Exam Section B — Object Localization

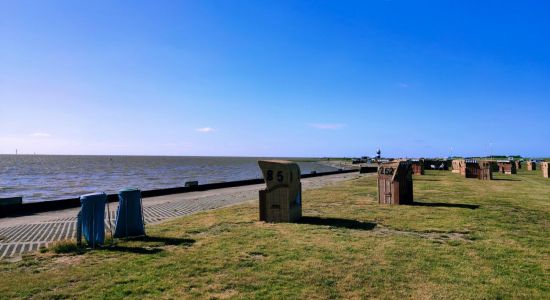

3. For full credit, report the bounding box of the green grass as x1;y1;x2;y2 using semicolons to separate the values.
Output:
1;169;549;299
49;240;83;254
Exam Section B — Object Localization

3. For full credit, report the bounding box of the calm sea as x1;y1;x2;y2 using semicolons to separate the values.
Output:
0;155;338;203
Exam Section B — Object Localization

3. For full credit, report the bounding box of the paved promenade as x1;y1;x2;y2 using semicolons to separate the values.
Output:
0;173;359;259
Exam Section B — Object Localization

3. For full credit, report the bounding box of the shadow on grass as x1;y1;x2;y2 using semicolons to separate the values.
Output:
299;216;377;231
94;236;196;254
414;178;441;181
100;245;164;254
125;235;196;246
492;178;520;181
53;236;197;255
410;201;479;209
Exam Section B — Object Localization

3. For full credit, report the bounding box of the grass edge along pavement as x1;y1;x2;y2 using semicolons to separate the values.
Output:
0;169;549;299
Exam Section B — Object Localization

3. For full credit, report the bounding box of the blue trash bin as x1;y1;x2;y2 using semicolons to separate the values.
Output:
113;188;145;238
79;192;107;247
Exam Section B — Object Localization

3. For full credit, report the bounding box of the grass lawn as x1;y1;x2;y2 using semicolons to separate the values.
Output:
1;170;549;299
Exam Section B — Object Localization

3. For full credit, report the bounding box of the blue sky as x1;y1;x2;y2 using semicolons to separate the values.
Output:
1;1;549;157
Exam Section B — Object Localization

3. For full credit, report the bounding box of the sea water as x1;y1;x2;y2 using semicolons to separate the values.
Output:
0;155;338;203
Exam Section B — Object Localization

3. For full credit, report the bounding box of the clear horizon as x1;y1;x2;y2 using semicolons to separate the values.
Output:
1;1;549;158
0;153;544;160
